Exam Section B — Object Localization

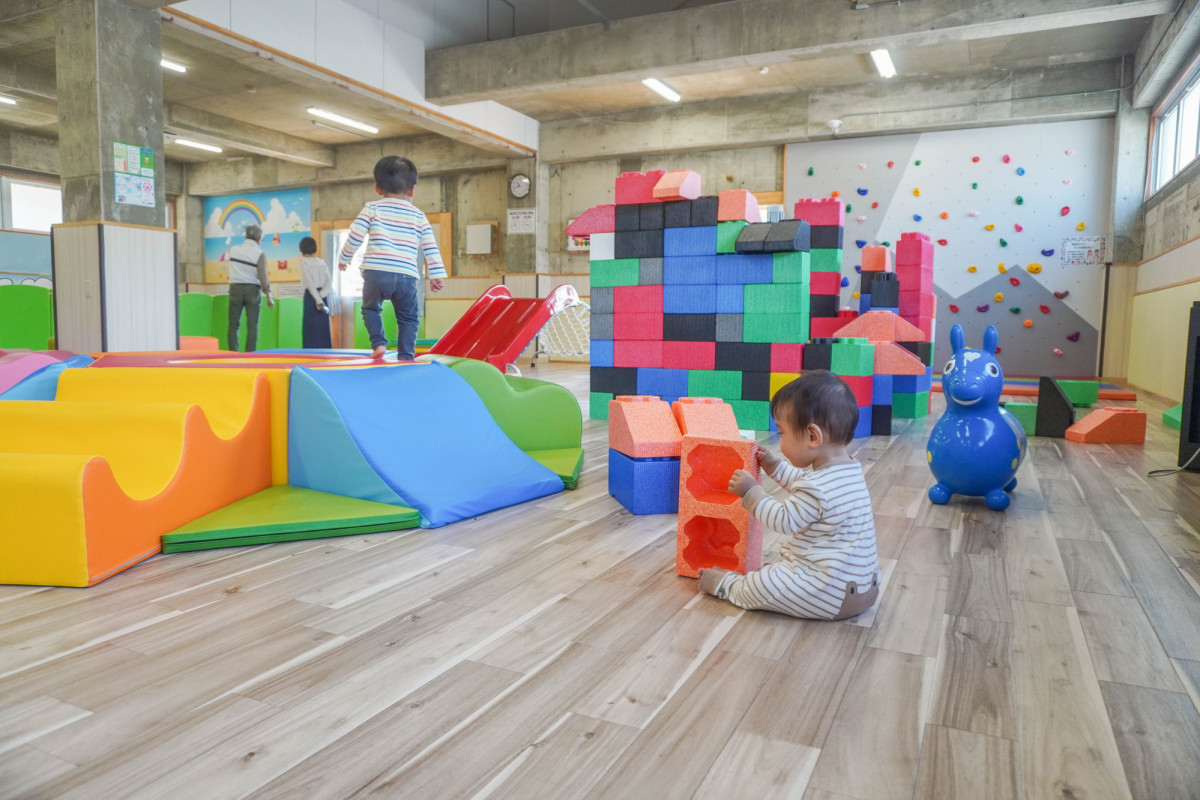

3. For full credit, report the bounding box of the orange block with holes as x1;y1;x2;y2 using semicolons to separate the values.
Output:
653;169;702;201
608;395;683;458
1065;408;1147;444
874;342;927;375
718;189;760;223
833;310;926;343
672;397;740;439
677;435;763;578
862;245;894;273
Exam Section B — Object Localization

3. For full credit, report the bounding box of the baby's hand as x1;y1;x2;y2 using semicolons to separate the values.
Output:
728;469;757;497
755;444;780;475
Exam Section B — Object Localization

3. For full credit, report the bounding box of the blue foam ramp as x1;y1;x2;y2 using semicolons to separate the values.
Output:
289;362;563;527
0;355;94;401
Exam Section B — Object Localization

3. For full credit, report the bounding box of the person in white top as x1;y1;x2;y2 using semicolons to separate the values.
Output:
298;236;332;349
698;371;881;620
226;224;274;351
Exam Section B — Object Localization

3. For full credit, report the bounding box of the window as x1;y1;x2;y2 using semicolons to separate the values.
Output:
1152;66;1200;193
0;176;62;233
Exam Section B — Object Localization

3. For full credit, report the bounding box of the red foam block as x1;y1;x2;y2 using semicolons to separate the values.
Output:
793;197;845;227
616;170;668;205
613;340;663;368
896;232;934;267
718;189;760;223
840;374;874;407
677;435;763;578
810;271;842;295
613;311;663;341
662;341;715;370
770;342;805;373
566;204;616;236
862;245;893;273
614;285;664;313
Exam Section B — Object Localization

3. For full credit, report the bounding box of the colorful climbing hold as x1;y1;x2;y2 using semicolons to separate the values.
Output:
1040;304;1051;314
985;224;995;231
967;265;978;273
1053;348;1064;356
937;239;948;246
858;163;867;170
999;238;1008;247
856;188;868;196
852;292;860;299
1015;196;1024;205
1063;178;1072;185
1076;221;1086;231
872;202;879;209
977;305;990;312
940;212;949;219
1023;319;1033;328
998;263;1007;273
857;215;867;222
840;276;850;287
887;160;894;168
855;240;866;248
1041;249;1055;257
1060;206;1070;216
913;214;923;221
949;304;960;313
913;187;921;196
1054;290;1069;299
1003;154;1011;163
831;190;841;198
972;156;980;163
1009;277;1020;286
1067;331;1081;342
1028;263;1043;274
854;265;862;273
1065;149;1075;156
1016;167;1026;176
1010;307;1021;314
846;204;852;212
971;182;978;189
995;346;1002;354
1014;223;1023;232
968;211;979;217
995;292;1004;302
915;160;922;166
807;167;814;176
882;242;891;247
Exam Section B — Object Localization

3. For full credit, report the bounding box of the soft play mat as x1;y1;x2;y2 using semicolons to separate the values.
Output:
932;376;1136;401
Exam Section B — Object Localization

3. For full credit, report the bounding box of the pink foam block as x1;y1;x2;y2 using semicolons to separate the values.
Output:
840;374;873;407
566;204;616;236
662;341;715;370
608;396;683;457
614;285;664;313
896;232;934;267
896;263;934;294
810;271;842;295
793;198;845;227
653;170;702;201
616;170;668;205
718;189;760;223
898;290;936;318
861;245;894;273
613;311;663;341
809;317;846;338
676;435;763;578
613;340;663;368
770;343;805;373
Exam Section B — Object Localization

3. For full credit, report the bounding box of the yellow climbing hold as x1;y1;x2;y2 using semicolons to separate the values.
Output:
1027;262;1043;274
852;291;861;299
1076;221;1086;231
998;263;1007;273
995;292;1004;302
985;224;995;231
967;265;978;273
913;187;921;196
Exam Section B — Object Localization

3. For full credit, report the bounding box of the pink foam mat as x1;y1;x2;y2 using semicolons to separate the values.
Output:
0;353;61;394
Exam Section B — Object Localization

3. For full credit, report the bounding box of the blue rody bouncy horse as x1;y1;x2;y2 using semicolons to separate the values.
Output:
927;324;1027;511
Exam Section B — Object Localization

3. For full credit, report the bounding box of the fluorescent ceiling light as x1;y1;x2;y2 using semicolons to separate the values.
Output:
870;49;897;79
174;138;222;153
642;78;681;103
0;96;16;105
307;107;379;134
161;58;188;73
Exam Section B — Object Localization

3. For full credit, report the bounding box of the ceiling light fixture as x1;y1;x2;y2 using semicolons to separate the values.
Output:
161;58;188;73
174;138;223;153
0;96;16;105
642;78;681;103
307;107;379;134
870;49;897;79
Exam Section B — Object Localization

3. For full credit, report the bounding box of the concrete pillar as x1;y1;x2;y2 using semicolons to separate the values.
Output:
52;0;176;352
1108;80;1148;264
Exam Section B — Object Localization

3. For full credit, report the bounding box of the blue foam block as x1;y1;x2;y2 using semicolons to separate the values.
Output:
663;255;717;285
665;226;718;257
608;449;680;515
716;254;774;285
716;284;745;313
590;339;614;367
289;362;563;527
0;355;94;401
854;405;873;439
636;367;689;398
893;366;933;394
858;293;872;314
871;373;894;405
664;284;717;314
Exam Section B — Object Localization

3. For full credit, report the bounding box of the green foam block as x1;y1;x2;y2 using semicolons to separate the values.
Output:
1164;404;1182;430
162;486;420;552
1057;380;1099;408
529;448;585;489
1003;402;1038;433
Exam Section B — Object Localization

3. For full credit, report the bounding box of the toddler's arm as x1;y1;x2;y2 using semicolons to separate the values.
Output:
755;445;806;488
733;475;821;536
338;207;372;270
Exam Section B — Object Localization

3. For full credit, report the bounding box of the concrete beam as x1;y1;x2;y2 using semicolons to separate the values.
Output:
1132;0;1200;108
0;126;58;174
0;0;58;24
539;59;1123;163
427;0;1171;103
185;134;508;196
0;55;57;100
164;105;335;168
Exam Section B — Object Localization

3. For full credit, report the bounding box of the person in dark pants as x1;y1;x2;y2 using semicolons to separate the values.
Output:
298;236;332;349
226;224;274;351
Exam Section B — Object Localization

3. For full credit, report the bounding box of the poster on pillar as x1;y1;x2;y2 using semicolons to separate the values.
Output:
784;118;1114;378
203;188;312;284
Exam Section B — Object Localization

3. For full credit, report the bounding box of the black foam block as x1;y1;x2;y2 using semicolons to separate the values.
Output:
899;340;934;366
591;367;638;396
868;273;900;308
663;313;716;342
810;225;844;249
639;202;664;231
1035;376;1076;438
615;204;641;232
615;230;663;259
664;200;691;228
861;270;895;296
809;294;840;318
716;342;772;373
690;196;719;227
735;223;774;253
1181;301;1200;469
871;404;893;436
803;341;833;371
762;220;811;253
742;371;772;402
590;287;614;314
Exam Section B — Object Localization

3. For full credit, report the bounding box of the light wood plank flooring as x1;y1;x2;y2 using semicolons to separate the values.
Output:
2;363;1200;799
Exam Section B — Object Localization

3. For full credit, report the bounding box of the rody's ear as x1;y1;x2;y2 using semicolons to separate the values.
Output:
950;324;965;355
982;325;999;355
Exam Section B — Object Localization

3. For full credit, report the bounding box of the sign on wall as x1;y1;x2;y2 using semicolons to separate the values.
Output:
113;141;155;208
203;188;312;283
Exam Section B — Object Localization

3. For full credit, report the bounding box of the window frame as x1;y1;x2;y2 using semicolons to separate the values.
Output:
1150;55;1200;196
0;173;63;234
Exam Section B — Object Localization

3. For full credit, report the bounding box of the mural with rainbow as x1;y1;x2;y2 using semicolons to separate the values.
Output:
203;188;313;284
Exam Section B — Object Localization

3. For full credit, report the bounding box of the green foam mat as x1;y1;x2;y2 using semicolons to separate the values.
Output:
162;485;420;552
529;447;585;490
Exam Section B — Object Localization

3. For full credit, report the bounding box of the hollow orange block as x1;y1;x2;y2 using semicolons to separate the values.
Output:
608;395;683;458
717;189;760;223
862;245;894;273
874;342;927;375
672;397;740;439
653;169;702;201
1065;408;1146;444
832;310;927;343
676;435;763;577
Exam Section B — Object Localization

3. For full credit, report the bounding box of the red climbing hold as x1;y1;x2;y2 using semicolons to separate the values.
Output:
937;238;948;246
887;161;894;168
1002;154;1011;163
871;201;879;209
1009;277;1020;286
1060;206;1070;216
1054;290;1069;299
1039;304;1051;314
949;304;959;313
972;156;980;163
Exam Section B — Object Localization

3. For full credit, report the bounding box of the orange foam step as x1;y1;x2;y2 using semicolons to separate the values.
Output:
874;342;927;375
833;310;926;343
672;397;740;439
717;189;760;223
653;169;702;201
1065;408;1146;444
677;435;763;578
861;245;894;272
608;395;683;458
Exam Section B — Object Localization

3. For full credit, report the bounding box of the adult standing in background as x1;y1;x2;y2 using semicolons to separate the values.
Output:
298;236;333;349
226;224;274;352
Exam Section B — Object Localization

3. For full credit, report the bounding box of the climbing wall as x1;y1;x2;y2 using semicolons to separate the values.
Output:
784;119;1114;377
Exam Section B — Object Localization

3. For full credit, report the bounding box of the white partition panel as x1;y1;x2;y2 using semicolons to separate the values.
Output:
51;225;102;353
102;225;178;352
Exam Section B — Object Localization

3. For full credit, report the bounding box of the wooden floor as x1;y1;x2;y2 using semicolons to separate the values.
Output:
3;362;1200;799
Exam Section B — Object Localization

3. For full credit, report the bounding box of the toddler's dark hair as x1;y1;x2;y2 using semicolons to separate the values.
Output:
770;370;859;445
299;236;317;255
374;156;418;195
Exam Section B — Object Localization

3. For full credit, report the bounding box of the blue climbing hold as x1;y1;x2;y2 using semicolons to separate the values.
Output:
1016;167;1026;176
855;240;866;249
854;265;862;273
840;276;850;287
913;214;923;222
856;188;868;196
1041;248;1055;257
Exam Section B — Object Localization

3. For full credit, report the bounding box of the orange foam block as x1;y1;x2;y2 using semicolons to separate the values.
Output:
565;204;616;236
672;397;740;439
718;189;760;223
608;395;683;458
1065;408;1146;444
653;169;702;201
862;245;894;272
677;435;763;578
833;310;926;343
874;342;927;375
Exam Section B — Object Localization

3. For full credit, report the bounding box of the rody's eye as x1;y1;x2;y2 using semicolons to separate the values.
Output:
986;363;999;377
944;359;955;374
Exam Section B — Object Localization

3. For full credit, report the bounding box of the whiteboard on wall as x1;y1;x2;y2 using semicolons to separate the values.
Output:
784;119;1115;378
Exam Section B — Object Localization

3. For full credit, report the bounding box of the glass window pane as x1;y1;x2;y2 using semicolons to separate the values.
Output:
1158;106;1179;190
1180;84;1200;165
8;181;62;233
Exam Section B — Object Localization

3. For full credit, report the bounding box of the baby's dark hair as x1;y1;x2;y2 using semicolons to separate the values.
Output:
374;156;418;195
299;236;317;255
770;370;859;445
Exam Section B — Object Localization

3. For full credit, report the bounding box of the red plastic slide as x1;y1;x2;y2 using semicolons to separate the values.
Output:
427;284;580;372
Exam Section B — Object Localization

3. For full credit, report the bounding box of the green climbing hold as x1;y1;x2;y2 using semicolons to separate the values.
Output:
1010;307;1021;314
1016;196;1024;205
846;204;852;213
1000;238;1008;247
882;241;891;247
915;160;921;166
807;167;814;176
972;182;978;189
